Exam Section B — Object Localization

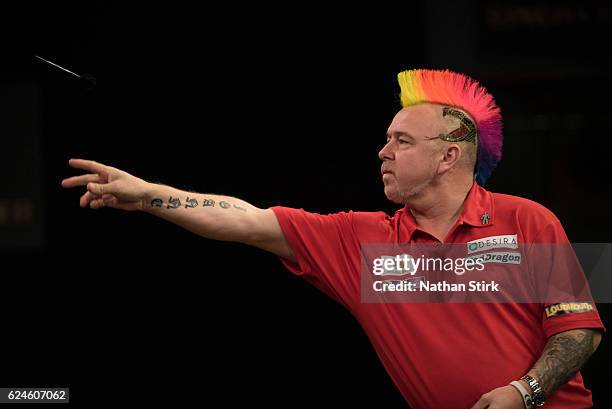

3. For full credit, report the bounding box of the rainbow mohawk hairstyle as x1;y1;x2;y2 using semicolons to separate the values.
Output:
397;69;503;185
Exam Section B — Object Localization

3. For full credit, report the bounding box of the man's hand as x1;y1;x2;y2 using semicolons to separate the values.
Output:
61;158;150;211
470;385;525;409
60;158;294;260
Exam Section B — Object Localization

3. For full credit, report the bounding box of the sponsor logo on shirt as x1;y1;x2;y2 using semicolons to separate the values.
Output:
466;251;522;264
467;234;518;254
545;302;595;318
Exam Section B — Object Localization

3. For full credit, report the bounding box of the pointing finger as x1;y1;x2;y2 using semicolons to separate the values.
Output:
61;174;101;188
68;158;107;174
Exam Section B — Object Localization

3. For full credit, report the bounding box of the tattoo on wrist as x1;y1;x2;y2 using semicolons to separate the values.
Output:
531;329;595;396
150;198;163;207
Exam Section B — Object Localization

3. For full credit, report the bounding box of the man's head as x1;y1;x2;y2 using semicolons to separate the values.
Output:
378;69;502;204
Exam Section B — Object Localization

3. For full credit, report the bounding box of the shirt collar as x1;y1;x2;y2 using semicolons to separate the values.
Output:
397;182;495;242
460;182;495;228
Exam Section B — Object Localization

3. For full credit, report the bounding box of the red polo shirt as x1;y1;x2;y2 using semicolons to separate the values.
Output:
271;182;605;409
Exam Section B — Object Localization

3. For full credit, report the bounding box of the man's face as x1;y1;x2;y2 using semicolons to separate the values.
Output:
379;104;444;204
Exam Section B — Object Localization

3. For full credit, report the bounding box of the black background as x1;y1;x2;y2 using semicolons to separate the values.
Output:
1;1;611;407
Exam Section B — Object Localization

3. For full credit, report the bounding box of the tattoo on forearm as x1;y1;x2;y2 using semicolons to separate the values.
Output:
185;197;198;208
149;196;247;212
531;329;595;396
167;197;181;209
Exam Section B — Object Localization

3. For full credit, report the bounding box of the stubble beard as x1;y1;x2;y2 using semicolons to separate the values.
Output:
387;174;436;205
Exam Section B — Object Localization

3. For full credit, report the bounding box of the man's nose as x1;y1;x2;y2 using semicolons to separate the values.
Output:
378;141;395;161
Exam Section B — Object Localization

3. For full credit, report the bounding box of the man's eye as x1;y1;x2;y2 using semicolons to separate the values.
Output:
398;139;410;144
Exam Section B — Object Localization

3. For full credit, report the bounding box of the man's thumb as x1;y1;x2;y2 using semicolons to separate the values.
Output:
87;182;112;195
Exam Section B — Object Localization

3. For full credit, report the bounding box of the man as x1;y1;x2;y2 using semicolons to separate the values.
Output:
62;69;604;408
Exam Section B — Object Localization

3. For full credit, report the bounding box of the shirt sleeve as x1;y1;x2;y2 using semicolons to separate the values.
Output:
531;219;606;338
270;206;361;308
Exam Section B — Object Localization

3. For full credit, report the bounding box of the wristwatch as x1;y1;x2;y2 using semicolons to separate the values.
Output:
521;375;546;407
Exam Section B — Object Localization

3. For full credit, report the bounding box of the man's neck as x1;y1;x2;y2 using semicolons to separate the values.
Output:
407;179;474;242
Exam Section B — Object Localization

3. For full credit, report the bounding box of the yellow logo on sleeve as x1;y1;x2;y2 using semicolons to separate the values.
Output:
545;302;594;318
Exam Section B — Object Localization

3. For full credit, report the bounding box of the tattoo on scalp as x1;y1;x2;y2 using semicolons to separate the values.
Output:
435;106;477;144
531;329;595;396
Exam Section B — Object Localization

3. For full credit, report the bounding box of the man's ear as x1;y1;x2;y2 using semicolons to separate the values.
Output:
437;144;462;174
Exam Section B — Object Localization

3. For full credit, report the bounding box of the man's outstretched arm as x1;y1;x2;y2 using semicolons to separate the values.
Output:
61;158;295;261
